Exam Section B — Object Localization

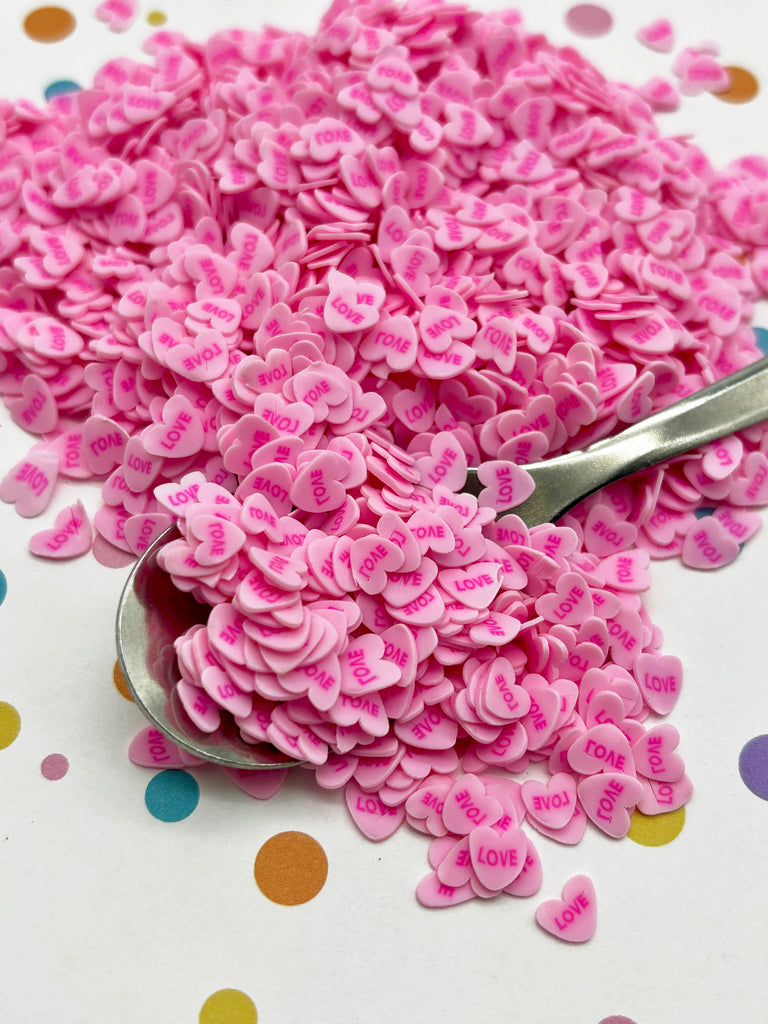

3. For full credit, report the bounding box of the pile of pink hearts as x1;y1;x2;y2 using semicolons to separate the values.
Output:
2;0;768;936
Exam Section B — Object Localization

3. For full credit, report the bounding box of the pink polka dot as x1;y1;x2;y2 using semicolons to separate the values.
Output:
41;753;69;780
565;4;614;37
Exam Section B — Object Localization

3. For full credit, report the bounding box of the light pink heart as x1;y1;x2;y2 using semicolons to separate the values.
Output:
405;779;453;837
164;329;230;382
476;460;535;513
345;780;406;841
631;724;685;783
128;726;195;769
9;374;58;435
441;774;503;836
469;824;527;891
415;870;475;908
567;723;635;776
578;772;644;838
291;451;349;515
521;773;578;831
535;571;594;626
0;451;59;517
636;18;675;52
439;562;502;611
143;394;205;459
324;269;385;332
29;500;92;559
535;874;597;943
681;516;740;570
728;451;768;505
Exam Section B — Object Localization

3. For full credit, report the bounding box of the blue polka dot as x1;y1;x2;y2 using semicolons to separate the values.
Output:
44;80;81;103
0;570;6;606
753;326;768;356
145;769;199;821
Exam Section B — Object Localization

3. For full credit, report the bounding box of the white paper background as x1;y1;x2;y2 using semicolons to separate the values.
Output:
1;1;767;1022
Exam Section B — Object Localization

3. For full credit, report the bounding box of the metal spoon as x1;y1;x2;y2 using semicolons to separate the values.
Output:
116;353;768;769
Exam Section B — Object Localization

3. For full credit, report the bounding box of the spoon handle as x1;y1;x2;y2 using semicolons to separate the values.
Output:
467;354;768;526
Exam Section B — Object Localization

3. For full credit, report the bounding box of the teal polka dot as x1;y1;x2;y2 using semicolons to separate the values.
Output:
753;326;768;356
145;769;199;821
0;570;6;606
44;80;81;103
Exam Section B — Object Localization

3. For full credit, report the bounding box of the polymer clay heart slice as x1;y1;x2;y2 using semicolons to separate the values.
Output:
345;779;407;841
535;874;597;943
29;500;92;559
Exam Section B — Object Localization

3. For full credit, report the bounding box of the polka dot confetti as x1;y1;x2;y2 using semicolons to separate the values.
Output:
199;989;258;1024
0;569;6;607
40;752;69;780
564;3;614;38
113;660;134;701
23;5;76;42
627;806;685;846
738;735;768;800
598;1017;638;1024
43;80;81;103
715;66;760;104
146;11;167;27
253;831;328;906
0;702;21;749
144;768;200;821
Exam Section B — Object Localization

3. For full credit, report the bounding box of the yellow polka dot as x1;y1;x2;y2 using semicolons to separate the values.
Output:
627;806;685;846
0;702;21;749
146;11;167;27
254;831;328;905
199;989;257;1024
113;660;134;702
714;66;759;104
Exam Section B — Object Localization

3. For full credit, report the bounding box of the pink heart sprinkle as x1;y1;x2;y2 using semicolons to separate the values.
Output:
535;571;594;625
29;500;92;559
441;774;503;836
345;779;407;841
681;516;741;570
468;824;527;891
631;724;686;783
415;870;475;908
634;652;683;715
535;874;597;943
0;451;59;518
567;723;635;777
636;18;675;53
96;0;139;32
578;772;644;838
9;374;58;435
521;773;578;831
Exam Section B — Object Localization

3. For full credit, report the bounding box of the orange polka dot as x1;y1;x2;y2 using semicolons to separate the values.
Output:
113;660;134;702
23;6;76;43
254;831;328;905
715;66;759;103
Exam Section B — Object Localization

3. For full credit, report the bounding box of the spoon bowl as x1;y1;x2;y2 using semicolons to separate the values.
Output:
116;354;768;769
116;526;304;770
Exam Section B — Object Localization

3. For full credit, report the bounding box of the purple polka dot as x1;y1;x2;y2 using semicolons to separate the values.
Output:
738;735;768;799
598;1017;638;1024
565;4;614;38
41;753;69;780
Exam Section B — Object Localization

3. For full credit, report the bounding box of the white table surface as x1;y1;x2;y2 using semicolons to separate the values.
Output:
1;1;767;1022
